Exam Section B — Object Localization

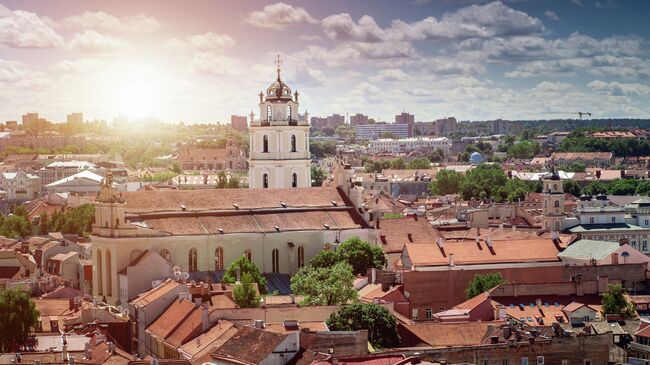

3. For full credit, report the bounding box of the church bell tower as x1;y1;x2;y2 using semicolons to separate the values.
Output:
248;55;311;189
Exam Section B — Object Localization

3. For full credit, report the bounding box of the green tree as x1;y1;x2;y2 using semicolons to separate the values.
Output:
334;236;385;275
428;148;445;163
39;212;50;235
225;175;240;188
311;165;326;187
563;179;582;197
507;141;540;159
460;164;508;201
636;181;650;196
429;169;463;196
1;215;32;238
11;205;28;219
326;303;400;349
602;284;636;319
232;272;260;308
466;272;506;299
291;262;356;306
406;158;431;170
49;204;95;236
583;181;608;196
608;179;638;196
0;289;39;352
171;161;182;174
223;256;268;295
309;249;339;269
389;158;405;169
216;171;227;189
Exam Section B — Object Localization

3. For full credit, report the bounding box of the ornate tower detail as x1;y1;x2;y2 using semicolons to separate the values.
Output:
541;167;565;232
248;55;311;189
93;172;127;237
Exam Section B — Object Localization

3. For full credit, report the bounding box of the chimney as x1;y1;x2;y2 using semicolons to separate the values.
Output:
84;343;91;360
448;253;454;267
621;170;626;179
290;294;295;304
67;356;74;365
611;253;619;265
201;303;209;332
596;170;601;179
536;299;542;310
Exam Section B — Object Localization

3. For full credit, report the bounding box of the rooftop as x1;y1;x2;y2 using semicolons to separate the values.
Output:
558;239;620;261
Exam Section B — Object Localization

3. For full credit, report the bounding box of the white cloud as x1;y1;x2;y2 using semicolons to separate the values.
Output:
298;35;322;41
0;4;63;48
588;80;650;96
0;59;26;82
56;11;160;32
243;2;317;30
544;10;560;21
164;32;236;52
191;53;240;76
68;30;132;53
533;81;572;92
322;2;544;43
291;64;327;87
54;58;107;74
371;69;412;82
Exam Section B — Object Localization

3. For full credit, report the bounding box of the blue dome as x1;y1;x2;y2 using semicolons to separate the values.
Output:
469;152;483;164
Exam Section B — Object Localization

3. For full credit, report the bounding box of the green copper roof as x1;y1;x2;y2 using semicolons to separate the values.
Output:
558;239;620;261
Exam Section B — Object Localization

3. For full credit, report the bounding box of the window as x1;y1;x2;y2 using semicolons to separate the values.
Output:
554;221;560;231
554;200;560;208
263;173;269;188
266;105;271;122
97;249;103;296
612;216;616;223
106;249;112;296
561;360;568;365
272;249;279;273
411;309;419;320
425;308;433;319
297;246;305;268
292;173;298;188
521;358;529;365
481;360;488;365
159;249;171;261
287;105;292;121
645;219;649;226
632;240;637;249
537;356;544;365
244;249;252;261
215;247;224;270
189;248;198;271
589;217;595;224
584;360;591;365
263;135;269;153
503;360;509;365
291;134;297;152
643;240;648;251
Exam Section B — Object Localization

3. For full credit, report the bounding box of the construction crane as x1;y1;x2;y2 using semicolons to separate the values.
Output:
541;111;592;119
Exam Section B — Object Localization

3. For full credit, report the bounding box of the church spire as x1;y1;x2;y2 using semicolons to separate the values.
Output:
275;54;283;82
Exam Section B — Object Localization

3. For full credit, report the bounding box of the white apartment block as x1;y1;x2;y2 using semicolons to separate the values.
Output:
0;171;41;201
369;137;451;156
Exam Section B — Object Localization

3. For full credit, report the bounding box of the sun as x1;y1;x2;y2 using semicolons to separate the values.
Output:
115;80;162;119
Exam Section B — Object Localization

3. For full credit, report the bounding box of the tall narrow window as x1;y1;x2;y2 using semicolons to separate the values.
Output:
266;105;271;122
215;247;224;270
263;173;269;188
554;200;560;208
272;249;279;273
244;249;252;261
97;249;103;296
189;248;198;271
297;246;305;268
263;135;269;153
287;105;292;121
106;249;112;297
291;134;297;152
292;173;298;188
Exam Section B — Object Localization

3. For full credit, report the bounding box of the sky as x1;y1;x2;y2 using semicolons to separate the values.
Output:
0;0;650;124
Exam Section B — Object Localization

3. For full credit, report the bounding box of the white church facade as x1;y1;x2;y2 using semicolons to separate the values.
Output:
248;55;311;189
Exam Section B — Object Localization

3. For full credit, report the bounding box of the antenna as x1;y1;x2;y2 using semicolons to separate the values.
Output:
181;272;190;280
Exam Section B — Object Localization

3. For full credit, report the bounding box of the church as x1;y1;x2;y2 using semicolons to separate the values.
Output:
89;61;373;305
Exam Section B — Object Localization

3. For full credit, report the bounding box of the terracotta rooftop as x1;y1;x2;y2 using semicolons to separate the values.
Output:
551;152;613;160
130;279;184;308
176;146;228;162
147;298;197;340
166;306;205;348
378;217;442;254
401;322;493;347
212;326;289;365
402;238;562;267
179;320;237;361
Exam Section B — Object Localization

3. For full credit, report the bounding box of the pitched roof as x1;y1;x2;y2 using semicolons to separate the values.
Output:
45;170;106;187
130;279;184;308
179;320;238;360
400;322;492;347
402;238;561;267
377;217;442;254
166;307;204;348
212;326;289;365
551;152;613;160
147;299;197;339
558;239;620;261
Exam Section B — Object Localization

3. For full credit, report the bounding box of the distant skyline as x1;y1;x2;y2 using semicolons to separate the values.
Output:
0;0;649;124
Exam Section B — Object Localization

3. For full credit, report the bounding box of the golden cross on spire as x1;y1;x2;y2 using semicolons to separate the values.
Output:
275;54;282;80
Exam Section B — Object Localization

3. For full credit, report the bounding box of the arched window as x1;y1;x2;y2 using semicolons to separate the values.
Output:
544;200;548;208
160;249;171;261
244;249;252;261
263;173;269;188
292;173;298;188
287;105;292;121
297;246;305;269
554;200;560;208
106;249;112;297
97;249;103;296
215;247;224;270
266;105;272;122
554;221;560;231
263;135;269;153
291;135;297;152
189;248;198;271
272;249;279;273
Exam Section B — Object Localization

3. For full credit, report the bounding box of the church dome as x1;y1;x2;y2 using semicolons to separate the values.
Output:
469;152;483;165
265;55;293;102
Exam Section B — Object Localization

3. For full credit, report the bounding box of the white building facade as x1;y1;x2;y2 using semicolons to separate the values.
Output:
369;137;451;155
0;171;41;201
248;56;311;189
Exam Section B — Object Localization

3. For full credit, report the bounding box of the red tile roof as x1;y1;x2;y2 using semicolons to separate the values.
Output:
377;217;442;254
212;326;288;365
147;299;196;339
400;322;493;347
166;307;204;348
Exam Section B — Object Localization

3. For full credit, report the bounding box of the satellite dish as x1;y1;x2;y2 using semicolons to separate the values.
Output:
404;291;410;298
116;305;123;313
172;266;181;273
181;272;190;280
122;308;130;317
